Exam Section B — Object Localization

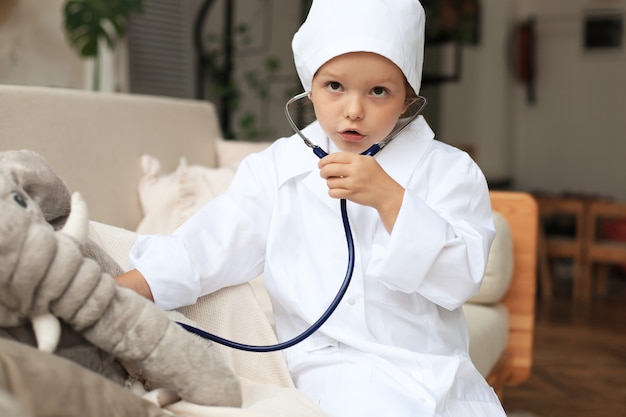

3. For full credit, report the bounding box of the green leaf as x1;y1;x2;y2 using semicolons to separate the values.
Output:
264;56;280;72
63;0;143;58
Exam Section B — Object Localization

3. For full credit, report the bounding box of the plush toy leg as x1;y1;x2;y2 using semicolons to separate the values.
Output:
0;338;171;417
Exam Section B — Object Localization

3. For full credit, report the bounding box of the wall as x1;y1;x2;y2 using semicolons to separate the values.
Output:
438;0;515;184
0;0;85;89
439;0;626;200
511;0;626;199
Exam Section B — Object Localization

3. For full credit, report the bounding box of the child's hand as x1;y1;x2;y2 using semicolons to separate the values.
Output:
318;152;404;232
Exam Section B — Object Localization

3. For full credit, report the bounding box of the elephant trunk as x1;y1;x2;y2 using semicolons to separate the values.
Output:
32;192;88;352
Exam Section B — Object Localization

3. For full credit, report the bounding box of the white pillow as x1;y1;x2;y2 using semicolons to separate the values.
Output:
136;154;237;234
136;140;272;235
468;211;514;304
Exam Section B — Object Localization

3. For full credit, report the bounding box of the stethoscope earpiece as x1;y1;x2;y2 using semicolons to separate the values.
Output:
284;92;427;158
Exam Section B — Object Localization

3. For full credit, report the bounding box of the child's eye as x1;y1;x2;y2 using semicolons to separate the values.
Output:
326;81;343;92
371;86;388;97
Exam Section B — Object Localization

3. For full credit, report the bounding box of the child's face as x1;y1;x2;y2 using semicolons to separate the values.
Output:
309;52;412;154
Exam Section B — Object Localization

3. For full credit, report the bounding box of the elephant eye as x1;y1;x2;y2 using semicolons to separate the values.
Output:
12;192;27;208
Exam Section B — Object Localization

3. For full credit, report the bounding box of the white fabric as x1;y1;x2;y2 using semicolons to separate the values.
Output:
469;212;514;304
132;146;513;371
130;117;505;416
292;0;425;94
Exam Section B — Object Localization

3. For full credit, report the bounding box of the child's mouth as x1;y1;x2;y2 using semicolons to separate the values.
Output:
340;130;365;142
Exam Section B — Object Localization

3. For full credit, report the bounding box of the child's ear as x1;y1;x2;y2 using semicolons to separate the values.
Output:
401;97;416;115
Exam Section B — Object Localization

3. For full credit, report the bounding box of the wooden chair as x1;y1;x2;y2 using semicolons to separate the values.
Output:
582;199;626;300
488;191;538;397
536;196;587;300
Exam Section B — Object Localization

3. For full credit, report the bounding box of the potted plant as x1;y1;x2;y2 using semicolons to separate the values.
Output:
63;0;143;90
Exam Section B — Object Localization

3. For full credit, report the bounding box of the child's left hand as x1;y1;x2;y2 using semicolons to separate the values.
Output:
318;152;404;232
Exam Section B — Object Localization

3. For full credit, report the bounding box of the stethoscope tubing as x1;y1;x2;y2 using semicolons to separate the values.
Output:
177;92;427;352
177;197;355;352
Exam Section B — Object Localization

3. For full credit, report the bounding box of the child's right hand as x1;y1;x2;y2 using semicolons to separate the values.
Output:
115;269;154;302
318;152;404;232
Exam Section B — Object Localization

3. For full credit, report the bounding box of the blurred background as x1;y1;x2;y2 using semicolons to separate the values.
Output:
1;1;625;416
2;0;626;201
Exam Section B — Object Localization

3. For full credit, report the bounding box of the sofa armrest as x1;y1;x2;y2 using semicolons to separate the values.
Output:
488;191;538;390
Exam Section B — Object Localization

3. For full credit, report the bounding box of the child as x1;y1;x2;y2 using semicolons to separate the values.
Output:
116;0;506;415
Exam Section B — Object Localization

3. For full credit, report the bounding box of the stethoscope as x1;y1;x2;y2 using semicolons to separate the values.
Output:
177;92;427;352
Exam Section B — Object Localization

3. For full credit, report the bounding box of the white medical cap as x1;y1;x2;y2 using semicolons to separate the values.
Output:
292;0;425;94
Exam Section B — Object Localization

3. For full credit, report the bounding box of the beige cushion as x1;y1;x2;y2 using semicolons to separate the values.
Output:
135;141;271;235
135;155;237;234
468;212;514;304
462;303;509;377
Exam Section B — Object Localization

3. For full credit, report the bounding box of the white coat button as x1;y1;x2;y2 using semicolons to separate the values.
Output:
347;297;356;305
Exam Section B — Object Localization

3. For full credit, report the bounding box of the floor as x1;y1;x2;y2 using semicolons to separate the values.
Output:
501;267;626;417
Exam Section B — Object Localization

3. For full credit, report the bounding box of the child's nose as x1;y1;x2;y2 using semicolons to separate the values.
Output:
344;95;364;120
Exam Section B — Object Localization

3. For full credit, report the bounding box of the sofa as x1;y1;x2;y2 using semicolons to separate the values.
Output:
0;84;538;414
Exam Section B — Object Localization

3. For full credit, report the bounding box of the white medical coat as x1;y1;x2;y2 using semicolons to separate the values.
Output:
130;117;506;417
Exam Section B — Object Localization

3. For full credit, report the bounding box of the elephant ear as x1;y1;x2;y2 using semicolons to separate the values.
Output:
0;150;72;229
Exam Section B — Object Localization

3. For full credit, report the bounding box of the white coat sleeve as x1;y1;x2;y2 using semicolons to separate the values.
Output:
129;153;275;310
369;150;495;311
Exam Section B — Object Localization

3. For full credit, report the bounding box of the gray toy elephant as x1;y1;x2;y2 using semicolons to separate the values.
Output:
0;150;242;412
